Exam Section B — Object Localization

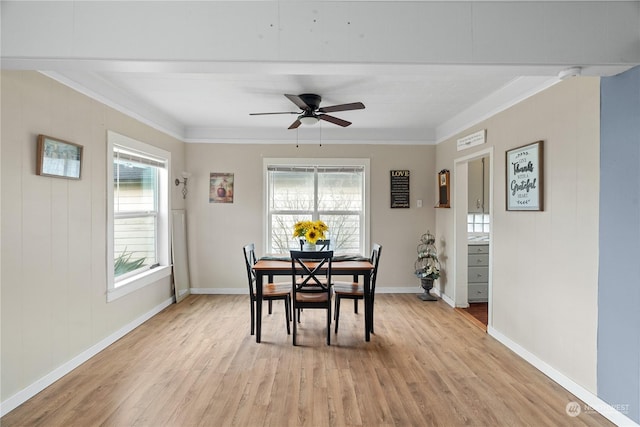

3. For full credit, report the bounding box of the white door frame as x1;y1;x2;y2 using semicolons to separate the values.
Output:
452;147;494;326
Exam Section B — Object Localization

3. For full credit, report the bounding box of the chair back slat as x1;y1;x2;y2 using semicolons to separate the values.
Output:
291;250;333;292
370;243;383;295
242;243;257;295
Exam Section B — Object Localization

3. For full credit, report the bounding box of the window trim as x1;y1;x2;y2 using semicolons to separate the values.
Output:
107;131;171;302
263;158;370;255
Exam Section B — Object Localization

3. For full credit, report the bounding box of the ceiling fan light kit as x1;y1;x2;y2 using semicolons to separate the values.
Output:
299;114;319;125
250;93;365;129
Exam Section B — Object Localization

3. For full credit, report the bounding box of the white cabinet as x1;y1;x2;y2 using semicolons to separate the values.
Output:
468;244;488;302
468;156;490;213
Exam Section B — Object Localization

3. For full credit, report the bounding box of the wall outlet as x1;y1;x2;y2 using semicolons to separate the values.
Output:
417;199;423;208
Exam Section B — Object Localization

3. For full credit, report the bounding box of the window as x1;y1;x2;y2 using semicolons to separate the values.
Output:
265;158;370;255
107;131;171;301
467;213;490;233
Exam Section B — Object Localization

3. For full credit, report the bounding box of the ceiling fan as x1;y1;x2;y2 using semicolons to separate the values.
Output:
250;93;365;129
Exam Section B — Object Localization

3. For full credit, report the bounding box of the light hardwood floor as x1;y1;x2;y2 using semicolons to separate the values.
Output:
2;294;612;426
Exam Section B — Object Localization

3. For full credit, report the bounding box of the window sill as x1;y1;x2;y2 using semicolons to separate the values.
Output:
107;265;171;302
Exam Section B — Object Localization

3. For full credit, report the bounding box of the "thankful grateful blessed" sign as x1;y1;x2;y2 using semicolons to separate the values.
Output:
506;141;544;211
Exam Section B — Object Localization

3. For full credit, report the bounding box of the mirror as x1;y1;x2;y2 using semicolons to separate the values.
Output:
171;209;191;303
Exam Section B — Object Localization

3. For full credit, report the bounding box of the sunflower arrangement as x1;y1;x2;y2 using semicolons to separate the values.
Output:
293;220;328;244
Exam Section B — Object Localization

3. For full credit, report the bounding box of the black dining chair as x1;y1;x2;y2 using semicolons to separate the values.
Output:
296;239;330;320
290;250;333;345
243;243;291;336
333;243;382;334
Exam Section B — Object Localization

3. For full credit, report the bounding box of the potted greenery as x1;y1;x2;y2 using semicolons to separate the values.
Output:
114;248;146;277
414;231;440;301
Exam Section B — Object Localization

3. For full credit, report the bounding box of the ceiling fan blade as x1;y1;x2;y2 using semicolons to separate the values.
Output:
318;102;365;113
249;112;299;116
319;114;351;127
288;119;302;129
285;94;310;110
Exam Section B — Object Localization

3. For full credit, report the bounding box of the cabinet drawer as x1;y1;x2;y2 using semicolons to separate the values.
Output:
468;244;489;254
468;266;488;283
468;254;489;267
469;283;488;302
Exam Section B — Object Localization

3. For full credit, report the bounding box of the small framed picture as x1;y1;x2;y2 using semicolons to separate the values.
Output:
506;140;543;211
209;172;234;203
437;169;450;208
36;135;83;179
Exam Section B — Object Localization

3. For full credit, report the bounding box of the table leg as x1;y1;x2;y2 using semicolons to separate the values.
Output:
256;272;263;343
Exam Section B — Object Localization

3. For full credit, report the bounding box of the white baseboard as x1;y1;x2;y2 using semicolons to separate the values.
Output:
488;326;639;427
431;287;456;307
0;297;174;417
377;286;422;294
190;287;245;295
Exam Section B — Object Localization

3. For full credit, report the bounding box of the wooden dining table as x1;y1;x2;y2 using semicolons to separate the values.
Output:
252;256;375;343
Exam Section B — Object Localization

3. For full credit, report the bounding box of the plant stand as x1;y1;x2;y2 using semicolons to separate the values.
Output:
418;278;438;301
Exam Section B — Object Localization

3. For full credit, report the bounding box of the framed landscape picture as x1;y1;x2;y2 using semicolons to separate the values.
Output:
506;140;543;211
36;135;83;179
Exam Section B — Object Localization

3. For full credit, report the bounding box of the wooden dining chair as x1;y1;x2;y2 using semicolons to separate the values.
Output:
333;243;382;334
290;250;333;345
243;243;291;336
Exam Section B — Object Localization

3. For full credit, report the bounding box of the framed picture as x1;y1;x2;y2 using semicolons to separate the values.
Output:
209;172;234;203
506;140;543;211
36;135;83;179
437;169;450;208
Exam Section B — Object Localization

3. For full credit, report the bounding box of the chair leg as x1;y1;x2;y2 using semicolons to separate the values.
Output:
354;299;358;314
327;303;331;345
285;297;291;335
268;299;273;314
250;298;255;335
370;301;375;334
334;296;341;333
292;304;297;346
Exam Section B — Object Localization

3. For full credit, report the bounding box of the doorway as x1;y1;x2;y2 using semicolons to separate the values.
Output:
453;148;493;330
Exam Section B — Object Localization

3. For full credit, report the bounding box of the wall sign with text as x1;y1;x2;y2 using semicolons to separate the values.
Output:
390;170;410;208
506;140;544;211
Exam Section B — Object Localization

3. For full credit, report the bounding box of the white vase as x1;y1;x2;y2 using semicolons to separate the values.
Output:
303;242;317;251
